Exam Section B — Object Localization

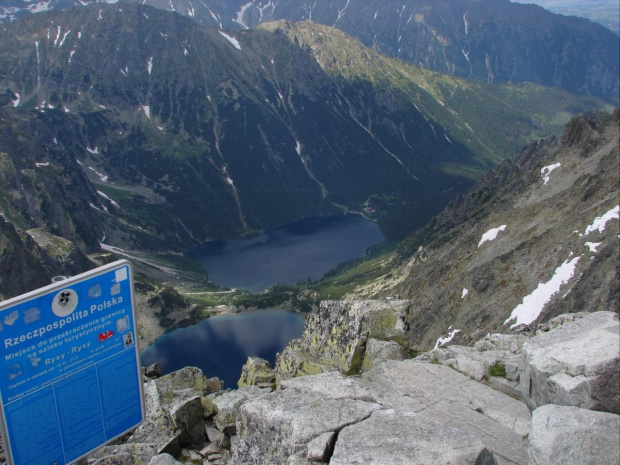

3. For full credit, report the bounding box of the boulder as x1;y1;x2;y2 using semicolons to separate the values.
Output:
237;357;276;390
275;300;409;382
87;443;158;464
517;311;619;413
233;389;382;464
330;409;497;465
358;360;531;464
127;367;210;455
167;396;205;446
528;404;620;465
127;382;181;456
144;363;163;379
360;338;406;372
213;385;267;434
148;453;183;465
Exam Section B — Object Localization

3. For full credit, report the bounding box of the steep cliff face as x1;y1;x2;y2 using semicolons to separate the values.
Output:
360;110;619;350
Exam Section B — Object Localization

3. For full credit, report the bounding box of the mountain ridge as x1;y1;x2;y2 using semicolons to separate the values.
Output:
0;3;608;258
2;0;618;97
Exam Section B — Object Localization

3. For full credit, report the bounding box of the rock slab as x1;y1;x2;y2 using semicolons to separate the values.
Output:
518;311;619;413
528;404;620;465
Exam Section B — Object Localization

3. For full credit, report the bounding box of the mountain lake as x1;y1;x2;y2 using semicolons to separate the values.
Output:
141;310;306;388
142;214;383;384
185;213;385;293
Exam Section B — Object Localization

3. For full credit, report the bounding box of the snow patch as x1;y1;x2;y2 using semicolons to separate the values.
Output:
97;190;119;207
504;256;581;328
461;288;469;299
58;30;71;48
29;1;52;14
233;2;252;29
584;205;619;235
434;329;460;349
219;31;241;50
541;162;561;185
478;225;506;247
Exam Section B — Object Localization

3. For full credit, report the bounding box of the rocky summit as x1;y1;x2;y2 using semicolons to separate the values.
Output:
76;302;618;465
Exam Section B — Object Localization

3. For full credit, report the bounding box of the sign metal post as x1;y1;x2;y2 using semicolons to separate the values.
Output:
0;260;144;465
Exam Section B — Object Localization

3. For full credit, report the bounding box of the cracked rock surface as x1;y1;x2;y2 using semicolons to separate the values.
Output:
234;362;530;464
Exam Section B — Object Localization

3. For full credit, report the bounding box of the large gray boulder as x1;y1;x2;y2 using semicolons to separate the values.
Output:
233;388;382;464
127;367;209;455
330;409;497;465
213;385;267;434
528;404;620;465
359;360;531;465
517;311;619;413
275;300;409;382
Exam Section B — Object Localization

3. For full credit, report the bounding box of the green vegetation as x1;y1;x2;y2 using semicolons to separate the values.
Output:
488;362;507;378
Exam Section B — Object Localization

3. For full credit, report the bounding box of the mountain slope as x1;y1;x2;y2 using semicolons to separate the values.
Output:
345;110;619;350
0;4;608;252
4;0;617;97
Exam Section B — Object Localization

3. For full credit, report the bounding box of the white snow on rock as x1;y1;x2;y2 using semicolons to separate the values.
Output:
504;256;581;328
233;1;252;29
97;190;119;207
541;162;561;185
219;31;241;50
29;1;52;14
58;30;71;48
478;225;506;247
584;205;619;235
584;242;601;253
461;288;469;299
434;329;460;349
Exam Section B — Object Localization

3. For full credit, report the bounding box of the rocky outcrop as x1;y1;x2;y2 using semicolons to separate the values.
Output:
237;357;276;390
234;362;528;464
275;300;408;383
517;311;619;413
528;405;620;465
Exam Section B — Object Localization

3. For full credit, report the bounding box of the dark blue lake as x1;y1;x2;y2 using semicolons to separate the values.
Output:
141;310;305;388
186;214;384;292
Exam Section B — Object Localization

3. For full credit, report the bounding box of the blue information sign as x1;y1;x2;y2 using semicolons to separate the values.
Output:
0;260;145;465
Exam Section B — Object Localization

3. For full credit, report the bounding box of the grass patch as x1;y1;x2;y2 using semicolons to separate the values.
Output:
488;361;506;378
